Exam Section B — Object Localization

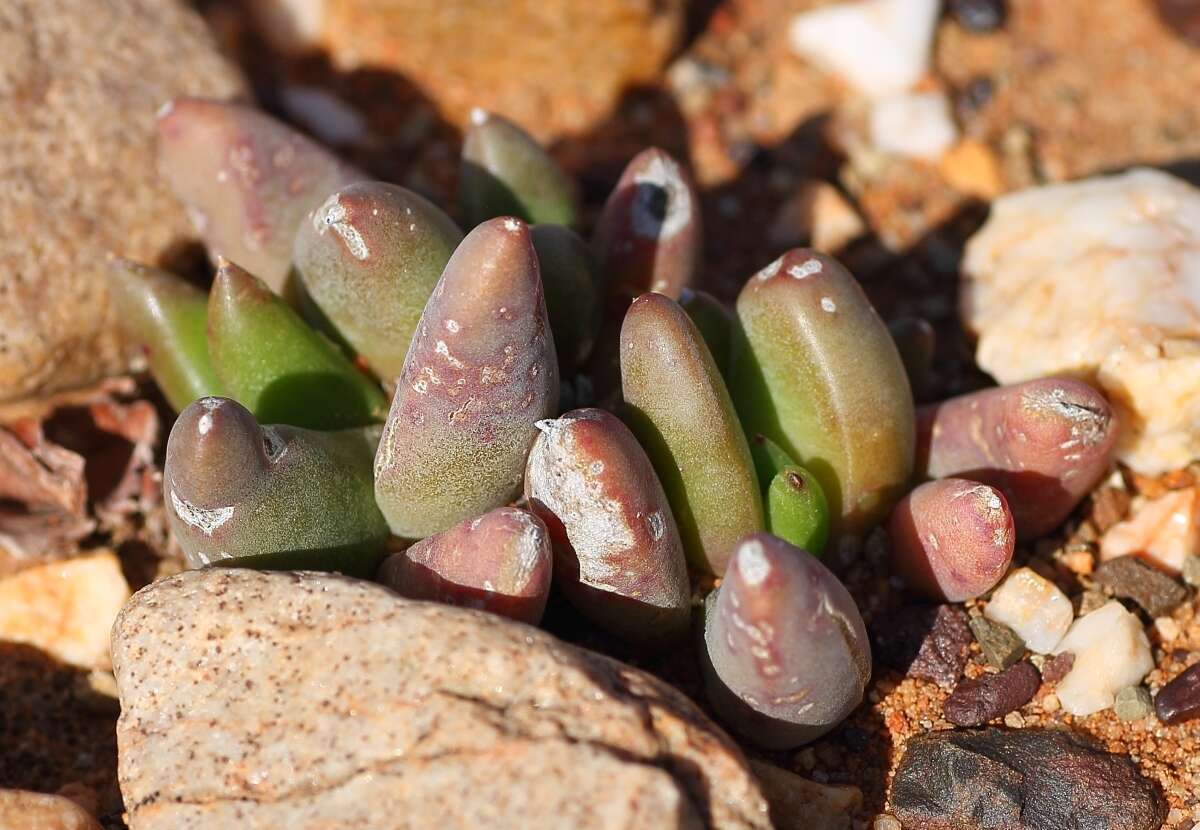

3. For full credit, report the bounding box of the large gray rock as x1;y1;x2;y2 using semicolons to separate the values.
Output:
0;0;245;403
112;568;770;829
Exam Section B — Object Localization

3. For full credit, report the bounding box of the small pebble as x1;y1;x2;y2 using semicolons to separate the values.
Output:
870;91;959;161
1077;589;1109;617
1040;651;1075;684
947;0;1006;32
873;815;902;830
1094;555;1187;618
1003;711;1025;728
1041;693;1060;713
1152;616;1180;643
1154;663;1200;725
969;615;1026;669
944;661;1040;726
1114;686;1154;722
985;568;1074;654
1053;601;1154;716
1182;554;1200;588
872;605;972;687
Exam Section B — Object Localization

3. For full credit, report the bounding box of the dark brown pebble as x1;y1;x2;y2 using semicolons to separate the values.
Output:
1040;651;1075;684
871;605;971;687
1094;555;1187;618
892;728;1167;830
943;661;1040;727
1155;662;1200;725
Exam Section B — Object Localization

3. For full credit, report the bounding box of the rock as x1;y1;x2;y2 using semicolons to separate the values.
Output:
871;604;971;687
248;0;684;142
0;790;102;830
766;180;866;253
1052;601;1154;716
1094;555;1187;617
938;139;1004;199
983;568;1073;654
1183;553;1200;587
0;0;246;403
969;616;1026;670
0;551;130;671
788;0;939;98
961;168;1200;474
1100;487;1200;575
891;728;1167;830
943;661;1040;727
748;760;860;830
1039;652;1075;684
1114;686;1154;722
869;91;959;161
1154;662;1200;725
112;568;770;829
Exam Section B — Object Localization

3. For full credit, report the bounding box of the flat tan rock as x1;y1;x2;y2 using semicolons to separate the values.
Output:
249;0;684;141
112;568;770;830
0;0;245;403
0;790;102;830
0;551;131;670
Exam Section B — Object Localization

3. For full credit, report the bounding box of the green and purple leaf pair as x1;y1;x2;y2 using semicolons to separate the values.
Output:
731;249;915;544
701;534;871;749
164;397;388;576
620;293;763;575
374;217;559;539
525;408;690;647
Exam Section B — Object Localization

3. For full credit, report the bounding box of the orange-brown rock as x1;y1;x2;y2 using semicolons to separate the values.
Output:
0;790;102;830
248;0;685;141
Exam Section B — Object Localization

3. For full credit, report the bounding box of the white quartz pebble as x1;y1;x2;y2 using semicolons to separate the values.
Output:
1052;601;1154;716
869;91;958;161
983;567;1073;654
962;168;1200;474
788;0;939;99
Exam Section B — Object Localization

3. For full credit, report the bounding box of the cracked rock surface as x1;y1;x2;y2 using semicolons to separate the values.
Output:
111;568;770;830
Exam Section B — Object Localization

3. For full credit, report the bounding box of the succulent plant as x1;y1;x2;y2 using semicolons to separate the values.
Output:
916;377;1117;540
530;224;604;376
730;249;915;544
701;534;872;748
888;316;936;400
621;292;763;575
377;506;552;625
164;397;388;575
764;465;830;555
525;408;690;647
128;97;996;750
157;98;363;295
679;287;734;378
593;148;702;299
459;110;578;229
887;478;1014;602
207;259;388;430
374;217;558;539
108;258;222;411
293;181;464;382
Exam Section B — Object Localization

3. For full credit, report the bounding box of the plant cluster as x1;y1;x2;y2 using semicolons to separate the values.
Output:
112;98;1117;748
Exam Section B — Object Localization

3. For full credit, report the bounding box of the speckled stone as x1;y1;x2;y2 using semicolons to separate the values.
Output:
112;568;771;829
0;790;101;830
0;0;246;402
